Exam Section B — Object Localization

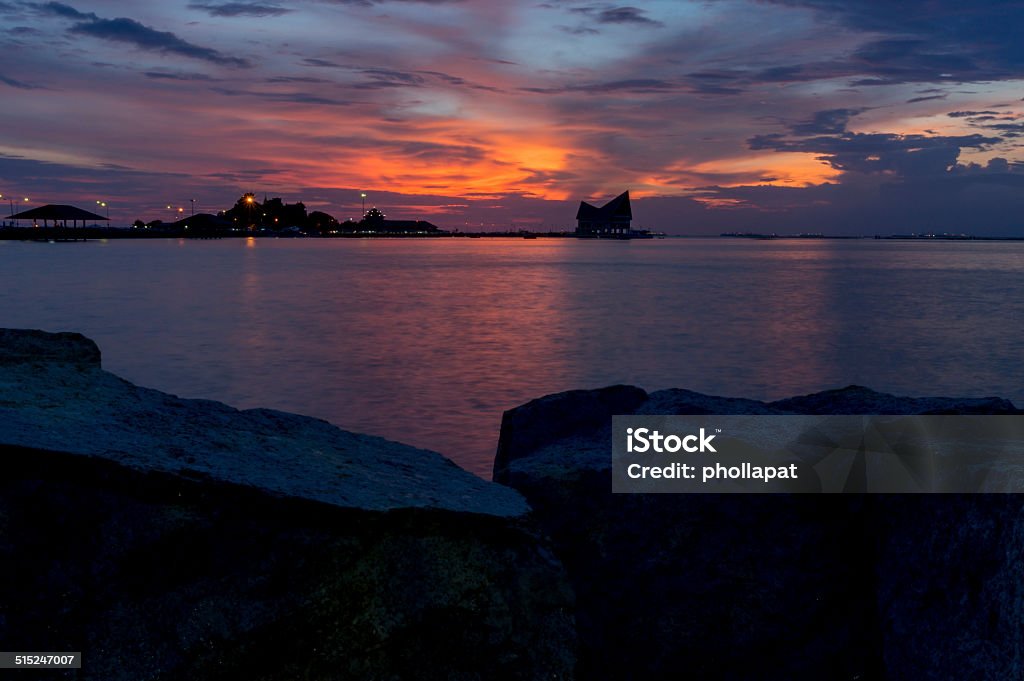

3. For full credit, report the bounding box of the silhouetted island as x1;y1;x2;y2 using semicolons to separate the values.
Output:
145;193;444;238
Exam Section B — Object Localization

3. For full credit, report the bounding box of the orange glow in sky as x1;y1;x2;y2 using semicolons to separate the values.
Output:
3;1;1023;233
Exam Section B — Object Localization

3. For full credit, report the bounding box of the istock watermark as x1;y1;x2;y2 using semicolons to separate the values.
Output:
626;427;718;453
612;415;1024;493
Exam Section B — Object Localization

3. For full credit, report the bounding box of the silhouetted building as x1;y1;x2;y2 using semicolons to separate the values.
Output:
362;207;386;229
359;207;440;234
576;191;631;237
166;213;232;236
7;204;108;228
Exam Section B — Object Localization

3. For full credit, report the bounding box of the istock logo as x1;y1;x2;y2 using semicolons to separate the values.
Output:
626;427;717;453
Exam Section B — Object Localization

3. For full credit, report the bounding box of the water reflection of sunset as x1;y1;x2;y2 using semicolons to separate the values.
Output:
3;238;1024;475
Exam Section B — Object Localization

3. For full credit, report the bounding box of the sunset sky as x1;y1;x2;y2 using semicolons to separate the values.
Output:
3;0;1024;233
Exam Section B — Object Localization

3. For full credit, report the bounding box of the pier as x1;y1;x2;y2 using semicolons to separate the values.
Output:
5;204;109;241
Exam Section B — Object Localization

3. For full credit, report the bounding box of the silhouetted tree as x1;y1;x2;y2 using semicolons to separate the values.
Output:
223;193;261;229
307;210;338;235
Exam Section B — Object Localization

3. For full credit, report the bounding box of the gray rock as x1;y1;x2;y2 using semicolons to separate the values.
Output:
0;328;101;366
769;384;1020;415
494;383;1024;680
871;494;1024;680
0;329;575;680
0;329;527;517
493;384;647;480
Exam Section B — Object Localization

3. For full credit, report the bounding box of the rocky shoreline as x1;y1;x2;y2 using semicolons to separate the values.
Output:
0;329;572;680
494;385;1024;680
2;328;1022;679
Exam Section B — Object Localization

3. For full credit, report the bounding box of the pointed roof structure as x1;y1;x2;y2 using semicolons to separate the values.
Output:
575;191;632;236
8;204;108;222
576;191;631;221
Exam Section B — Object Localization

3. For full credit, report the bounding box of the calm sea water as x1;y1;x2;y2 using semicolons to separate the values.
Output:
2;237;1022;476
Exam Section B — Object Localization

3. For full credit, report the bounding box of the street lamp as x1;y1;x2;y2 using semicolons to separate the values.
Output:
96;200;109;219
244;194;255;229
361;192;367;218
190;198;196;217
2;195;26;222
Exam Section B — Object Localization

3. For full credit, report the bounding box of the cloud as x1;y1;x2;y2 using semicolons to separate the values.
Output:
416;69;502;92
144;70;217;81
37;3;251;67
187;2;291;17
203;167;293;182
942;109;1024;137
749;131;1000;176
70;17;250;67
313;0;465;5
308;134;489;164
722;2;1024;91
948;110;1000;118
522;78;676;94
982;122;1024;137
753;65;810;83
211;87;355;106
758;1;1024;84
11;0;1024;236
681;71;746;95
788;108;866;135
850;38;979;84
302;62;491;91
301;58;342;68
397;140;487;163
690;82;744;95
655;158;1024;235
266;76;329;83
0;73;42;89
557;24;599;36
950;157;1017;175
521;74;744;97
570;5;663;27
36;1;95;20
354;68;425;89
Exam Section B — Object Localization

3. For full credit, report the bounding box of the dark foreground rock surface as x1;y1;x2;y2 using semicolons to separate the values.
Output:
495;385;1024;681
0;329;575;680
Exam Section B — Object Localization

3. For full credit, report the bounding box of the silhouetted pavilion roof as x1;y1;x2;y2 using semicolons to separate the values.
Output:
8;204;108;221
575;191;631;220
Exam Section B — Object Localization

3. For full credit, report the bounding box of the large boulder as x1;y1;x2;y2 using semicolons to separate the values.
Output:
0;329;575;680
494;384;1024;680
